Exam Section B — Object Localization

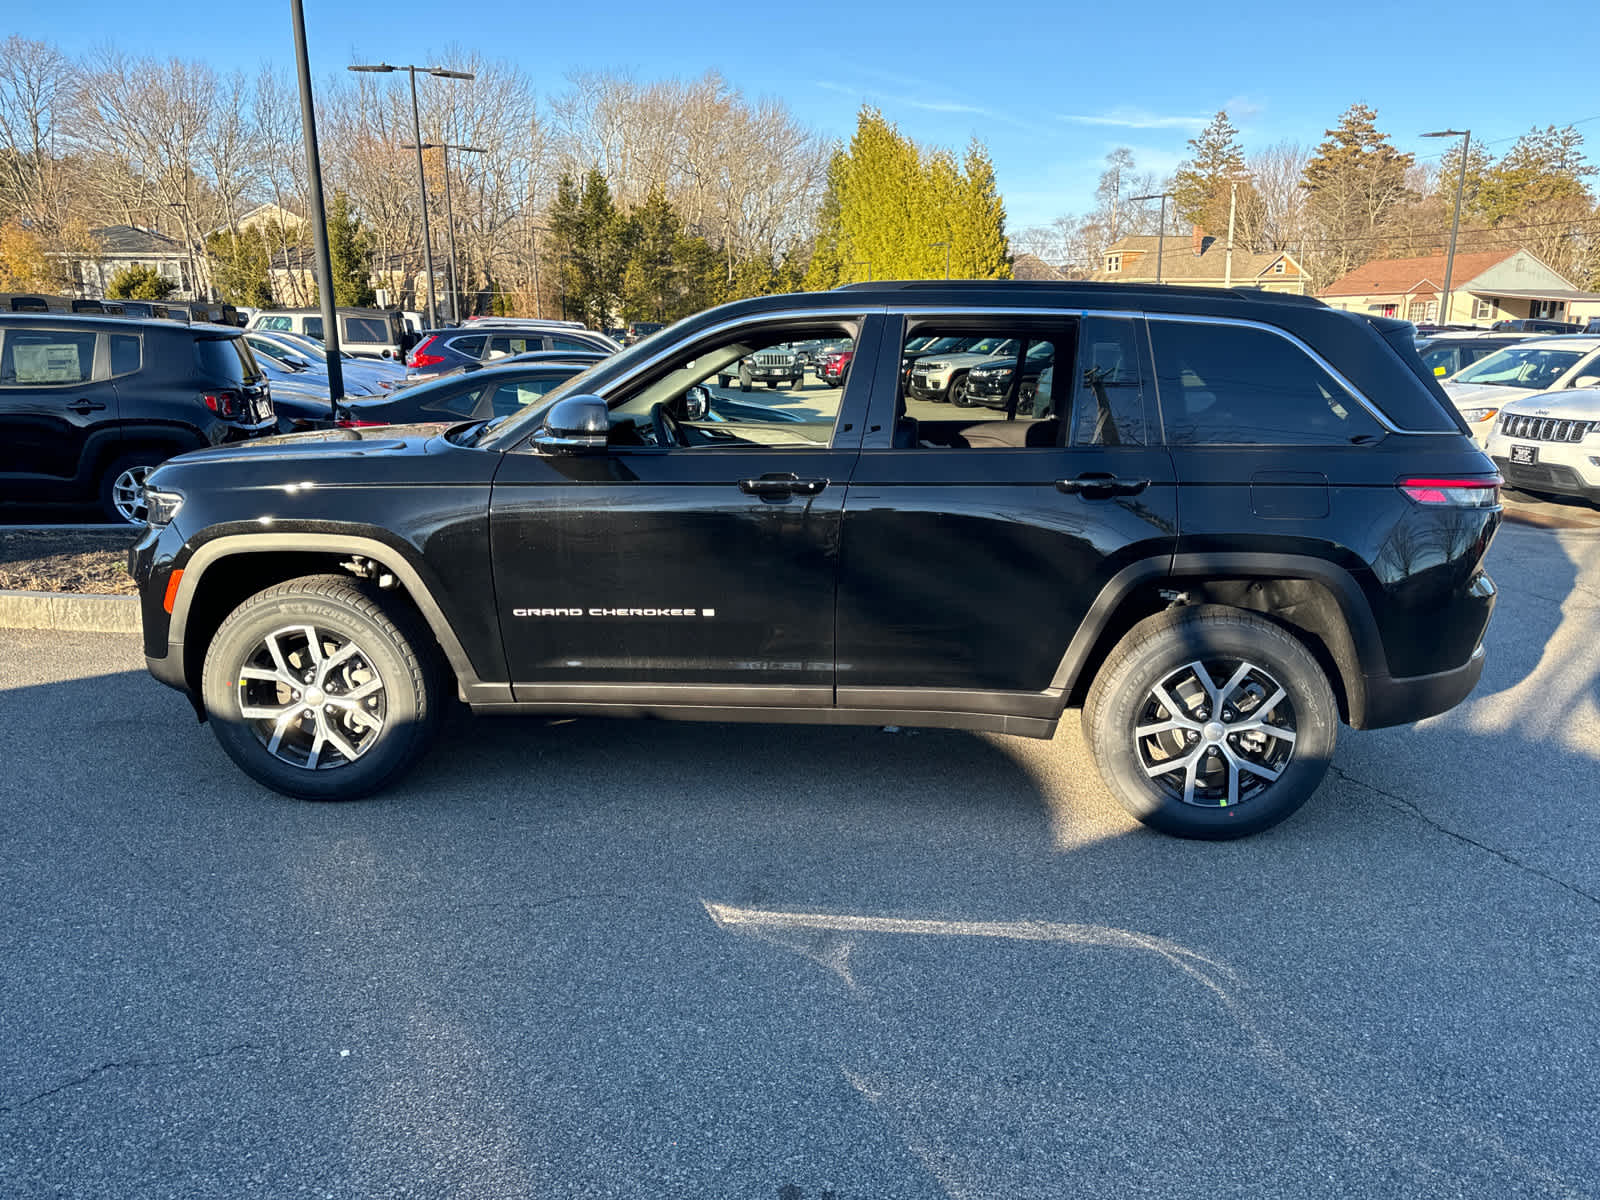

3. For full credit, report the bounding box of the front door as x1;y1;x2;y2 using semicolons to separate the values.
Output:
489;312;883;705
837;313;1179;712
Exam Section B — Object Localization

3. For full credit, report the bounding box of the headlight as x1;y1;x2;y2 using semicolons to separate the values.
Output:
1459;407;1498;422
144;487;184;528
922;361;949;371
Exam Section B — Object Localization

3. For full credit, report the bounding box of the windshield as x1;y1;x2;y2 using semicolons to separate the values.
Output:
1452;346;1586;389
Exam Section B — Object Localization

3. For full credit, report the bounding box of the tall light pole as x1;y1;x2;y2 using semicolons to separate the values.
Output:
1130;192;1173;283
403;141;486;322
290;0;343;410
348;63;475;329
1422;129;1471;326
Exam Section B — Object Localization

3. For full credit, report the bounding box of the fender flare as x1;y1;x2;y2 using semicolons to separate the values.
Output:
1049;551;1387;720
167;531;504;702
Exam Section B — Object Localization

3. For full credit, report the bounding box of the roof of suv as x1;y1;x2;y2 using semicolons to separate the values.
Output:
0;312;240;335
1497;336;1600;352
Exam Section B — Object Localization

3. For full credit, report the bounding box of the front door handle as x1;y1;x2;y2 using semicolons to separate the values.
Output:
67;399;106;414
738;473;830;498
1056;472;1150;498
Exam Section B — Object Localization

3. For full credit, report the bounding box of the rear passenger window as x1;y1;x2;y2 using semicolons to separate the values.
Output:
0;330;98;385
486;334;532;358
1150;320;1382;445
899;323;1072;448
423;386;485;418
110;334;141;376
1070;318;1146;446
304;317;324;341
490;377;563;416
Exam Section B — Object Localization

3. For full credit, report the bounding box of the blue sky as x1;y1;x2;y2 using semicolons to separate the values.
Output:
11;0;1598;230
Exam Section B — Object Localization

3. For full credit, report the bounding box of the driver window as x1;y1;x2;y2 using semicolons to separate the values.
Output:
605;324;856;450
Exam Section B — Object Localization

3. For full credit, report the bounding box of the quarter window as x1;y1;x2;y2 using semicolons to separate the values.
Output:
0;330;98;385
303;317;324;341
1150;320;1382;445
451;334;489;359
110;334;142;377
342;316;388;344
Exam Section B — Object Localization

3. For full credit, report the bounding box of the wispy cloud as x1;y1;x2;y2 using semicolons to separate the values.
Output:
813;80;1047;134
1057;110;1209;131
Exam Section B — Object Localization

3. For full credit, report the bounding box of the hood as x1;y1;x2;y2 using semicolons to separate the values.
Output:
923;350;1009;370
1498;387;1600;420
1442;382;1533;408
160;423;457;471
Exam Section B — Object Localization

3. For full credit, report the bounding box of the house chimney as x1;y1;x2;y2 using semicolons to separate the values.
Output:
1192;225;1205;257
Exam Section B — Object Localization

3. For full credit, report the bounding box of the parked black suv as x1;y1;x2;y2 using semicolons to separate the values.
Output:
130;282;1500;838
1;314;275;521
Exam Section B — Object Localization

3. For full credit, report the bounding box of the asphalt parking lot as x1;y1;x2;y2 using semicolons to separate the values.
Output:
2;521;1599;1199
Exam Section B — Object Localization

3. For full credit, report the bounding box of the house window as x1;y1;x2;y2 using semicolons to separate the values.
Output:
1272;260;1286;274
1474;297;1495;320
1105;254;1121;273
1408;300;1438;323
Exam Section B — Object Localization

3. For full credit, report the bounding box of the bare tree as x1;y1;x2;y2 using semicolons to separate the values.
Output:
0;35;75;232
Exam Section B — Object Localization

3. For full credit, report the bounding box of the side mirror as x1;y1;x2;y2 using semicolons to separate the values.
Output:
1572;375;1600;389
532;394;609;454
684;386;710;421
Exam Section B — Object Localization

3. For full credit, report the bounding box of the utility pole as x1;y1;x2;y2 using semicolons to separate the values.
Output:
1109;166;1121;243
1130;192;1173;284
349;62;475;329
1224;181;1238;289
290;0;344;411
1422;128;1471;326
403;141;486;322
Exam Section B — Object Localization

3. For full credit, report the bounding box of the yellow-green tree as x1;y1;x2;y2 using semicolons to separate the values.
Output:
809;107;1012;287
106;263;177;300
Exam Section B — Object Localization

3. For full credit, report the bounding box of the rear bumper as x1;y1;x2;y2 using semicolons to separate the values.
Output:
1354;642;1486;729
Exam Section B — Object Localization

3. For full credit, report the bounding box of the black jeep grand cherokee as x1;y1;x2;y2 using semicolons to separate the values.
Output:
130;282;1500;838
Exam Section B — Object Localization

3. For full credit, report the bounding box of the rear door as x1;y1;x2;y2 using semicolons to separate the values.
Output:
837;311;1178;711
0;324;120;495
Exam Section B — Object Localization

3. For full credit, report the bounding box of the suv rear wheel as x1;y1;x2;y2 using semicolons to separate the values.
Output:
1083;605;1336;839
201;574;442;800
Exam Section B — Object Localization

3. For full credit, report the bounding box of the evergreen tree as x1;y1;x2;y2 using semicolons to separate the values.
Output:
326;192;375;307
550;169;624;326
1301;104;1415;285
619;185;681;321
105;263;176;300
206;227;274;307
1171;110;1247;235
808;107;1011;286
1474;125;1594;225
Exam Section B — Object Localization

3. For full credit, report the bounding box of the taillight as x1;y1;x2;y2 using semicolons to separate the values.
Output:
1398;475;1502;506
203;389;240;418
406;335;443;368
336;418;388;428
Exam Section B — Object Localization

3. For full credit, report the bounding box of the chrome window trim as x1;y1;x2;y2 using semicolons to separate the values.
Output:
898;304;1454;436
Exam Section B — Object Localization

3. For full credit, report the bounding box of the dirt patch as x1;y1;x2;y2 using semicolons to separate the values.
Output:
0;529;141;595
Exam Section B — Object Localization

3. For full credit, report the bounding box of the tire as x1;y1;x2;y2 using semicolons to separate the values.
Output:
1082;605;1337;839
948;372;971;407
1017;384;1036;416
98;452;167;524
201;574;443;801
718;374;732;388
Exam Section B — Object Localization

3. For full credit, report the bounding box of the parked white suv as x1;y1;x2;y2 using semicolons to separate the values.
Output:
1484;388;1600;504
1442;336;1600;446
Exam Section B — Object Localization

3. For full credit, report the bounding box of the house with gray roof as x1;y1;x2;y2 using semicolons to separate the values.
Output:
63;225;201;300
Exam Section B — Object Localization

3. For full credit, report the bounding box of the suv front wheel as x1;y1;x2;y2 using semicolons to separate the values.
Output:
201;575;442;800
1083;605;1337;839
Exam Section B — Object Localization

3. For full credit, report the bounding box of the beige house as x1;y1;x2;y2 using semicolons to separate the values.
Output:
1092;229;1307;293
1320;249;1599;326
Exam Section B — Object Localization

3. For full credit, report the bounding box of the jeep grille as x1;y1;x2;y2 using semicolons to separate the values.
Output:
1500;415;1596;442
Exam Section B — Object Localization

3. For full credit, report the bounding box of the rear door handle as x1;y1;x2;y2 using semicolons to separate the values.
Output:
1056;473;1150;498
738;473;830;498
67;399;106;414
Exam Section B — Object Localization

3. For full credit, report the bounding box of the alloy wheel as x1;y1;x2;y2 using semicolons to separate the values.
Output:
234;625;388;770
1134;658;1297;808
111;466;155;523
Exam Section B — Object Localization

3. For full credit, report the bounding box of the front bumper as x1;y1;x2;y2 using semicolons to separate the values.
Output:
1486;433;1600;501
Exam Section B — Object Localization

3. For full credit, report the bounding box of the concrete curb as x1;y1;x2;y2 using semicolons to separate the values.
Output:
0;589;141;634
